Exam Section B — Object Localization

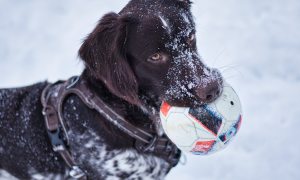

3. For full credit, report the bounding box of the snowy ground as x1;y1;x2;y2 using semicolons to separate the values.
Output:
1;0;300;179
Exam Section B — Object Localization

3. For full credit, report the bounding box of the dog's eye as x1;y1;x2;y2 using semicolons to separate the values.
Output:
152;53;161;60
148;53;167;64
187;33;196;45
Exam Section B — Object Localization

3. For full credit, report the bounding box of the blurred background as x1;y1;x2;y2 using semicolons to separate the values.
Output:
0;0;300;179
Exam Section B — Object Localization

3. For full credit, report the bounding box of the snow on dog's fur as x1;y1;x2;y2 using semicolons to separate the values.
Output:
0;0;223;179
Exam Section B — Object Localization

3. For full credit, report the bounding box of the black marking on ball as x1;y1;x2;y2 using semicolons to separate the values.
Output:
189;106;222;135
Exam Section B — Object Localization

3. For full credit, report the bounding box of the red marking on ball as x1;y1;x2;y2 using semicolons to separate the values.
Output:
161;102;171;117
192;140;216;153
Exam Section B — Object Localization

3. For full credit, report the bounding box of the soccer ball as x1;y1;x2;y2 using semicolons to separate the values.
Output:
160;83;242;155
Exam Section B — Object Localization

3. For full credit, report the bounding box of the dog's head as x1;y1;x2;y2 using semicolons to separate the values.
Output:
79;0;223;107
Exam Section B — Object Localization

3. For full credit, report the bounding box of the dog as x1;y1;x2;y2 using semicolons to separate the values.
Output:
0;0;223;179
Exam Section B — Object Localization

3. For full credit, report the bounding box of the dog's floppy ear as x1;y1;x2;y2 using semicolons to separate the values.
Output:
79;12;140;105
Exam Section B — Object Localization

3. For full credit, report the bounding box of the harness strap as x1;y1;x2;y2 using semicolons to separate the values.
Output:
58;78;154;145
41;76;181;179
42;81;87;180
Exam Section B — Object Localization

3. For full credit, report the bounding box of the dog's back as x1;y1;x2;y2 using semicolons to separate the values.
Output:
0;83;66;179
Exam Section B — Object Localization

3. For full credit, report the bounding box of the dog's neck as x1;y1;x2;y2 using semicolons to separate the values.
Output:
80;70;161;133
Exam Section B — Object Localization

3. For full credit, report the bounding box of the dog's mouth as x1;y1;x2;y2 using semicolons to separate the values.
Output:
160;94;198;108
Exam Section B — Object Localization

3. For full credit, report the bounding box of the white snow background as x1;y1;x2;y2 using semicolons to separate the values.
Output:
1;0;300;179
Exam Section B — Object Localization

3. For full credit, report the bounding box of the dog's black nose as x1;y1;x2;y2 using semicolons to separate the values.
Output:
196;84;222;103
195;69;223;103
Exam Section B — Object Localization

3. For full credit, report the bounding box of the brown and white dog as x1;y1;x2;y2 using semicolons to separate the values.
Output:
0;0;223;179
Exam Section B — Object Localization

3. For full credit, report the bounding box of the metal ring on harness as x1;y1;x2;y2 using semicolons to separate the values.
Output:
135;135;158;152
66;76;80;89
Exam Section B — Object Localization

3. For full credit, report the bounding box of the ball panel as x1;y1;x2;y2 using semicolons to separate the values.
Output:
211;139;226;153
218;115;242;144
215;85;242;121
218;121;232;136
193;125;217;140
187;114;218;138
165;113;197;146
159;112;168;132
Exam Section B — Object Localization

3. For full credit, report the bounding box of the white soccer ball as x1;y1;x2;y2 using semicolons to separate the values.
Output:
160;83;242;155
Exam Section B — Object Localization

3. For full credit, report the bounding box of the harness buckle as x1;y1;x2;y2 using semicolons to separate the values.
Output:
43;105;59;131
47;128;66;152
135;135;158;152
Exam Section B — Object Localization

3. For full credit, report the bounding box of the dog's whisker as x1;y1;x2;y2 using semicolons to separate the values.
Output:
218;63;241;70
222;69;244;79
223;74;240;80
211;48;226;67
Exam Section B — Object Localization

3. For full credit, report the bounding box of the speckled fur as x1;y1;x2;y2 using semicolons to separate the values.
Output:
62;93;171;180
0;82;171;179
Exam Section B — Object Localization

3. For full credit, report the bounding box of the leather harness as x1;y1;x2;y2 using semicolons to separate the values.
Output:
41;76;181;179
